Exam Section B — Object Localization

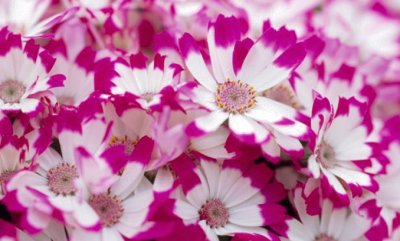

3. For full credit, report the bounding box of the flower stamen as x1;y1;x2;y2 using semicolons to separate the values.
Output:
199;199;229;228
108;135;137;155
0;80;26;104
315;233;337;241
47;163;79;196
216;80;257;114
89;192;124;227
316;141;336;169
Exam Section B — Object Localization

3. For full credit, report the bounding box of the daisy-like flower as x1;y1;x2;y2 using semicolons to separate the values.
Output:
102;101;159;169
12;147;101;231
1;109;135;234
0;29;65;114
0;0;77;39
103;53;183;110
284;186;373;241
180;15;311;149
57;108;128;192
46;40;96;106
171;157;286;241
69;161;155;241
307;96;379;203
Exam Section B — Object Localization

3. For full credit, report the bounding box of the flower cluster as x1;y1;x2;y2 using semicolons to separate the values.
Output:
0;1;399;241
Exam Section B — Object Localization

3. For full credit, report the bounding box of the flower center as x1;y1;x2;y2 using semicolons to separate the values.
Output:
0;80;26;104
216;80;257;114
262;84;302;109
316;141;336;168
0;170;16;184
315;233;337;241
199;199;229;228
89;192;124;227
108;135;137;155
47;163;79;196
141;93;155;103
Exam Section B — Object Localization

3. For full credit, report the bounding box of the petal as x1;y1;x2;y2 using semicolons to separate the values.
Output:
102;228;124;241
207;16;238;82
229;205;264;226
111;163;145;200
260;137;281;163
186;111;229;137
174;200;199;221
179;33;217;91
250;64;293;92
329;166;372;188
321;169;346;195
73;202;100;231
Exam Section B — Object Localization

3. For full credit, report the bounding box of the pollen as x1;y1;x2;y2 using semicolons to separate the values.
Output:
0;170;16;184
315;233;337;241
108;135;137;155
215;80;257;114
0;80;26;104
47;163;79;196
316;141;336;169
199;199;229;228
89;192;124;227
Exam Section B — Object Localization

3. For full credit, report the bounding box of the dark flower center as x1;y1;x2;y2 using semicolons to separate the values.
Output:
0;80;26;104
199;199;229;228
89;192;124;227
47;163;79;196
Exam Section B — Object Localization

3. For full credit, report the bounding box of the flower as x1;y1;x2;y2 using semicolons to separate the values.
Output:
105;53;183;110
180;15;311;159
69;162;155;241
46;40;96;106
307;96;380;204
284;186;373;241
0;29;65;114
171;157;286;240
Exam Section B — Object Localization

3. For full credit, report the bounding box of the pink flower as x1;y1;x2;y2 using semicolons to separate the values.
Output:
69;162;154;241
171;157;286;240
284;186;374;241
0;29;65;114
180;15;311;153
105;53;183;110
307;96;380;204
46;40;96;106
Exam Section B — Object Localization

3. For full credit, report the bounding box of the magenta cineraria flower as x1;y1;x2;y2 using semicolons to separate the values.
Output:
0;29;65;114
308;96;380;203
46;40;96;106
180;15;311;161
171;157;286;240
108;53;183;110
69;162;154;241
284;186;373;241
